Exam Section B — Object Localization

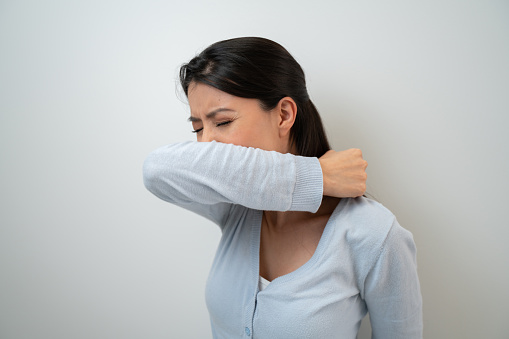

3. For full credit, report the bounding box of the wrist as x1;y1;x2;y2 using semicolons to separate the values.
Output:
318;158;330;197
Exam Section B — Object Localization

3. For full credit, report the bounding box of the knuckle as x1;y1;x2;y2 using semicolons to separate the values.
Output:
352;148;362;156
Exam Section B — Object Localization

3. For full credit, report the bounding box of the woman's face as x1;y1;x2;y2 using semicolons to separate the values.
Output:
187;82;292;153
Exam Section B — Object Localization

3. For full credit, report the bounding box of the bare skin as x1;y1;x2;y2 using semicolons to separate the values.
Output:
187;82;367;281
259;196;341;281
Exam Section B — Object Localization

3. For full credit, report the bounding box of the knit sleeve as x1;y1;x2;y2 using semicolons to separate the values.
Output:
142;141;323;227
363;219;423;339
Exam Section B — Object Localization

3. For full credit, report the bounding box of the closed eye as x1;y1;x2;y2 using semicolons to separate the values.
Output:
216;120;232;127
191;120;232;133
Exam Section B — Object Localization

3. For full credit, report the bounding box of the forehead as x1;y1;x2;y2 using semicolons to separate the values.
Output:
188;81;219;97
188;82;234;107
187;82;263;118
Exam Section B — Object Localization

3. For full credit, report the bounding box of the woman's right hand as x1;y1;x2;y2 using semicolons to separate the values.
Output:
319;149;368;198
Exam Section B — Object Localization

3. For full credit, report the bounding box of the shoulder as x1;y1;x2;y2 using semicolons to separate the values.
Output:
341;196;394;220
333;196;397;246
339;197;415;247
328;197;414;278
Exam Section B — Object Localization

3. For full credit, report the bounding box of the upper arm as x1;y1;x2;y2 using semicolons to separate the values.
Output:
363;220;423;339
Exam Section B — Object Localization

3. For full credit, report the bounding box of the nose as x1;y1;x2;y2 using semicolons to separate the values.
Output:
200;128;215;143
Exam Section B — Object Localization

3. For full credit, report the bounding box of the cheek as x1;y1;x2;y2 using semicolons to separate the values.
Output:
232;124;278;150
227;128;256;147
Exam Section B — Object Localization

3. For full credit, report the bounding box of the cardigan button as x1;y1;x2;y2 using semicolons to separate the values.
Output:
245;327;251;336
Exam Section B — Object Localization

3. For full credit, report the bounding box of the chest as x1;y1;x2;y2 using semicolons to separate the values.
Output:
258;214;328;281
205;206;367;338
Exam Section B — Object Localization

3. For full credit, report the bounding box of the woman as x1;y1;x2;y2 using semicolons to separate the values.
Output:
143;37;422;338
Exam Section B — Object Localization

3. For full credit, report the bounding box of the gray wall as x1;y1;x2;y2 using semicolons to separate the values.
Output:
1;0;508;338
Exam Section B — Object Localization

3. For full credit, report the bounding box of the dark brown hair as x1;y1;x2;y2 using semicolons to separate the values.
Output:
179;37;331;157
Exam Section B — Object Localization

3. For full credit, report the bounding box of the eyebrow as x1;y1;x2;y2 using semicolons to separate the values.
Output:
188;108;236;122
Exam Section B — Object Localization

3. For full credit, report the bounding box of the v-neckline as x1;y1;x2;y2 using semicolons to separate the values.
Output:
252;198;348;290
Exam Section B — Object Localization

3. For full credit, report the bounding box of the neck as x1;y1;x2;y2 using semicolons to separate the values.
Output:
263;196;340;230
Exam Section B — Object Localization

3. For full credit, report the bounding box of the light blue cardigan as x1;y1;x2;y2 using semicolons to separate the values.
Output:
143;141;422;338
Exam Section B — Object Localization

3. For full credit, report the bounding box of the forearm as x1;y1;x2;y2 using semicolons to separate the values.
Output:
143;141;323;214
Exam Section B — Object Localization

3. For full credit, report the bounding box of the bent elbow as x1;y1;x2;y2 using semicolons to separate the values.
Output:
142;152;163;195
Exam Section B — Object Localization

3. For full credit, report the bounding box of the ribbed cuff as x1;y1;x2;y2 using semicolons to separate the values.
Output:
290;156;323;213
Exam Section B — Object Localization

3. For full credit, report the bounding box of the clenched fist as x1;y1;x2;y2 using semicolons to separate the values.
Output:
319;149;368;198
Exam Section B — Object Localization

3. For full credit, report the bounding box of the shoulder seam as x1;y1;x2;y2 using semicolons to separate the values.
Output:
360;215;397;298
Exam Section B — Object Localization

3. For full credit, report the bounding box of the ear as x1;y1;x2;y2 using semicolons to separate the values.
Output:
277;97;297;138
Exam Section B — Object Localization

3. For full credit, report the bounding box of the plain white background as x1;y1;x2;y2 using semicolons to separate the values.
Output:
1;0;508;338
